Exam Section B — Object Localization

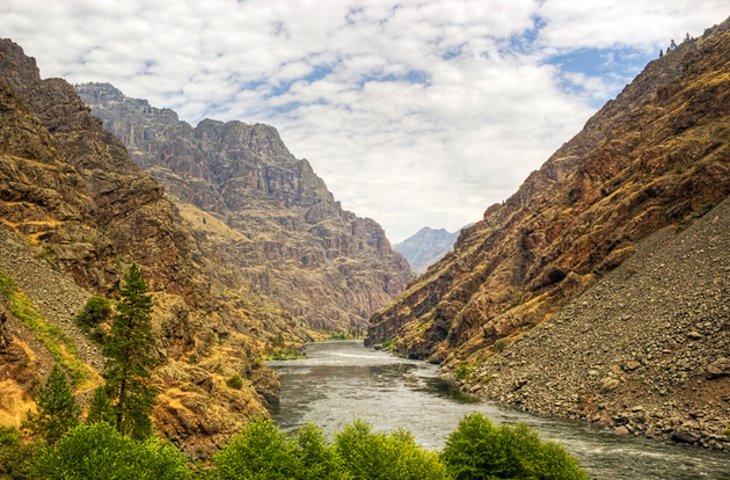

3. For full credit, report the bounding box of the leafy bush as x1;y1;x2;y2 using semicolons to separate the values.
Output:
293;423;347;480
335;420;448;480
225;375;243;390
0;427;37;480
74;296;112;337
454;363;474;381
213;420;446;480
442;413;588;480
32;422;190;480
212;420;302;480
493;338;509;353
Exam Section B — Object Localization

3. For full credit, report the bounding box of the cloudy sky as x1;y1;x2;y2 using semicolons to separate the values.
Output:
1;1;727;242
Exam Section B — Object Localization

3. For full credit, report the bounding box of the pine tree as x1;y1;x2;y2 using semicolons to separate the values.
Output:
95;264;158;439
26;364;80;444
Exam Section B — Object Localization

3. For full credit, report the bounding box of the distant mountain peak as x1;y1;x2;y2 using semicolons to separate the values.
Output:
394;227;460;274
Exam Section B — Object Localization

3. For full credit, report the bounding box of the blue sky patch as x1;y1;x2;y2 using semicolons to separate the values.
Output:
267;64;333;97
546;47;654;79
358;69;430;87
508;15;546;53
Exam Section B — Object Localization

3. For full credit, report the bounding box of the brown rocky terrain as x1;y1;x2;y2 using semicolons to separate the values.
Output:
0;38;312;454
367;18;730;447
75;84;412;332
460;196;729;448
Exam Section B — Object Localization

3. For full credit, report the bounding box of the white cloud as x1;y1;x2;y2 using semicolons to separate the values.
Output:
0;0;726;242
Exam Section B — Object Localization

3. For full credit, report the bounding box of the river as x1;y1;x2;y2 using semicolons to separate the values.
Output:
268;340;730;479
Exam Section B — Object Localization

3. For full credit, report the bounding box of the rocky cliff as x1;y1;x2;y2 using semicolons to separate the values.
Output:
367;18;730;446
394;227;460;274
76;84;412;332
0;38;307;454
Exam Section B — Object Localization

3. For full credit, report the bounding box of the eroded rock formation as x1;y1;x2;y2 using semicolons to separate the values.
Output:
76;83;412;332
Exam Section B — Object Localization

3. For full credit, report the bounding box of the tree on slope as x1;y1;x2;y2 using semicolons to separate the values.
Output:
90;264;158;439
25;364;80;444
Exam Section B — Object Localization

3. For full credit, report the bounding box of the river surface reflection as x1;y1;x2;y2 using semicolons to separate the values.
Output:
269;341;730;479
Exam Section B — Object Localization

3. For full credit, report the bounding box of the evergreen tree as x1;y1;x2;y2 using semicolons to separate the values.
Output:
86;386;115;425
25;364;80;444
95;264;158;439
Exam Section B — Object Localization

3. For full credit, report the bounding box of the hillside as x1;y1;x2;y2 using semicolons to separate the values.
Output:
0;38;314;454
75;83;412;332
394;227;460;274
366;18;730;446
463;197;729;448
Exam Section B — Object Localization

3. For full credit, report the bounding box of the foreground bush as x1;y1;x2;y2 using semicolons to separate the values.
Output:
212;420;303;480
32;422;190;480
213;420;347;480
0;427;36;480
335;419;448;480
442;413;588;480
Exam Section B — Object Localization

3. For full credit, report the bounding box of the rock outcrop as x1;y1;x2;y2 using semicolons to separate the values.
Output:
366;17;730;446
76;83;412;332
0;38;304;454
394;227;460;274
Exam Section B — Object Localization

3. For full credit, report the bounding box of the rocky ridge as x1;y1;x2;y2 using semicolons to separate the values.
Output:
75;83;412;332
0;38;308;454
366;17;730;447
394;227;460;274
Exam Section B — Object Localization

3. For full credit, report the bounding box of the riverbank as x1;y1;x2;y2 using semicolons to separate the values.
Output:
444;201;730;451
271;341;730;479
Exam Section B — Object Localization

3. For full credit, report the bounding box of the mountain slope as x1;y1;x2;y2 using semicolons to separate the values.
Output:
76;84;412;332
0;38;306;454
366;17;730;443
464;196;729;448
394;227;459;274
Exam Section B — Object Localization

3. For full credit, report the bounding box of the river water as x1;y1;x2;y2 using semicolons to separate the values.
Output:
269;341;730;479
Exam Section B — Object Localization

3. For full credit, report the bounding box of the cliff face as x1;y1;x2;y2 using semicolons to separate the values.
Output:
76;84;412;332
394;227;460;274
366;17;730;443
0;38;305;454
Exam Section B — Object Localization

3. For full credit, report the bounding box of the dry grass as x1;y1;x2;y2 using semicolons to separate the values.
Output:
0;379;36;427
0;270;100;390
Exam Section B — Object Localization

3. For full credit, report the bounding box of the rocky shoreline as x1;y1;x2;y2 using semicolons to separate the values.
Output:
449;198;730;450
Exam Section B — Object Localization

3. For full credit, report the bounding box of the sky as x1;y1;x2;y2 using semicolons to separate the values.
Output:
1;1;727;243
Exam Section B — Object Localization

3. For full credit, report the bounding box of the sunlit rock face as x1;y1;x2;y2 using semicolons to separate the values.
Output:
0;37;312;454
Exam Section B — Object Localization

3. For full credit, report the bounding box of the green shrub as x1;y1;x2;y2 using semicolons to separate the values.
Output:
0;271;13;298
442;413;588;480
493;338;509;353
0;427;37;480
454;363;474;381
74;296;112;331
335;420;448;480
328;331;350;340
225;375;243;390
212;420;302;480
293;423;347;480
32;422;189;480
